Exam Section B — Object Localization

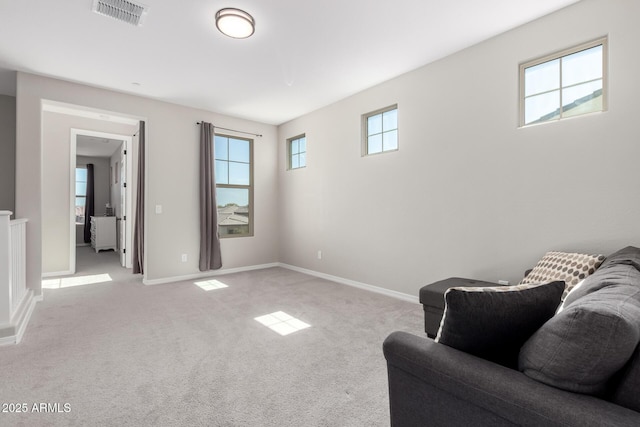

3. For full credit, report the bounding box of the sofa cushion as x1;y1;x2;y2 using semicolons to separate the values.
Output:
563;246;640;307
519;273;640;395
519;251;605;301
611;345;640;412
434;281;564;369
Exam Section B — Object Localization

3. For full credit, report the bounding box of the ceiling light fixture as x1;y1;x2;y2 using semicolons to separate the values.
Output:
215;8;255;39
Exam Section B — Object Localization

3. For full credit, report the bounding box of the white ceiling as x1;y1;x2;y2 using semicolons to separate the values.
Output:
77;134;124;158
0;0;580;125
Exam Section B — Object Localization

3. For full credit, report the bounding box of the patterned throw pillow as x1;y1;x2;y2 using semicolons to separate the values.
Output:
519;251;605;300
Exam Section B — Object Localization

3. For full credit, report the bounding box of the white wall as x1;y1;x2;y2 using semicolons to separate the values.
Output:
277;0;640;297
0;95;15;213
17;74;279;295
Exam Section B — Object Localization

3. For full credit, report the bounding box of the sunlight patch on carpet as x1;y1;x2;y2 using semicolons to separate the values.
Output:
194;279;229;291
254;311;311;336
42;273;113;289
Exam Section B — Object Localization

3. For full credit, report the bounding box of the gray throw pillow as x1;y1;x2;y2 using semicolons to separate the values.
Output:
519;282;640;395
435;281;564;369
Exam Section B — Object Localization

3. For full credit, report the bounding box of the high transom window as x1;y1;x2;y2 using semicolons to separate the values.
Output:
288;134;306;170
363;105;398;155
520;38;607;126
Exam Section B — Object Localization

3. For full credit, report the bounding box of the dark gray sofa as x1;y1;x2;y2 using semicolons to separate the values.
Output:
384;246;640;426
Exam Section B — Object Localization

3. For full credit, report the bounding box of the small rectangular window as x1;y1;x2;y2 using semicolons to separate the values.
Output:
363;105;398;155
288;134;306;170
75;167;87;224
214;134;253;238
520;38;607;126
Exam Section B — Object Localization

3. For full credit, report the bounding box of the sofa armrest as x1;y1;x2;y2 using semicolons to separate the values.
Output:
383;331;640;427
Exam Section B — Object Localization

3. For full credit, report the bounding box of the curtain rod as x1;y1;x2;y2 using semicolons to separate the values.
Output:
196;122;262;138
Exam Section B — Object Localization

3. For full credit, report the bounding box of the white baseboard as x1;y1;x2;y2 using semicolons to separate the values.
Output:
0;290;38;346
278;263;419;304
143;262;280;286
42;270;74;278
142;262;418;304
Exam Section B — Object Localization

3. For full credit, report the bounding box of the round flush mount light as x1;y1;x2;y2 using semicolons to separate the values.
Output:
215;8;255;39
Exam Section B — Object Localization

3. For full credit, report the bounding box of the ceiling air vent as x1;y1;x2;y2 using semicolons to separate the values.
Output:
92;0;148;26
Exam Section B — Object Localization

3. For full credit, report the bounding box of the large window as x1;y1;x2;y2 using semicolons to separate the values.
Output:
214;134;253;237
75;167;87;224
288;134;306;170
520;38;606;126
363;105;398;155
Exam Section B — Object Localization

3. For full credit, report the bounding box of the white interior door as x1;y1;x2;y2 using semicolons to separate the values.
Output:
120;143;127;267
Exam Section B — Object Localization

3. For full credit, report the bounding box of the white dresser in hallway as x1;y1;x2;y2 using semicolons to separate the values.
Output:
90;216;117;253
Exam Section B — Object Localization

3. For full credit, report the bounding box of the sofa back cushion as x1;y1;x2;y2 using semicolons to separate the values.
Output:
563;246;640;307
519;256;640;395
611;345;640;412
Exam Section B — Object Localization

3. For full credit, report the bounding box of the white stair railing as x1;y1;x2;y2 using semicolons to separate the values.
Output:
0;211;29;339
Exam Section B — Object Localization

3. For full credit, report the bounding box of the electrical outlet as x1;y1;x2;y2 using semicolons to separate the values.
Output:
181;254;188;262
498;280;510;286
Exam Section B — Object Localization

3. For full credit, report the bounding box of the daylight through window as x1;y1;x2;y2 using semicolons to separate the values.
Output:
75;167;87;224
520;38;606;126
288;134;306;170
214;134;253;237
363;105;398;155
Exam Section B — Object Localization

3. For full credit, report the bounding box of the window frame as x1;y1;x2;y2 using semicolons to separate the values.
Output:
287;134;307;170
214;133;254;238
362;104;399;156
75;166;87;225
519;37;608;127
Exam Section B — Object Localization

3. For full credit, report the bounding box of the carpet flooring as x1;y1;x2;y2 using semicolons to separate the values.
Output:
0;247;423;426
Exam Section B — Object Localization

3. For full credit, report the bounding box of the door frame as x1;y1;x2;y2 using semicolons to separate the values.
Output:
70;129;134;273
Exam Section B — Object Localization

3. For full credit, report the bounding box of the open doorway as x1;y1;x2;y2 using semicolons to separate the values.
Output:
71;129;133;273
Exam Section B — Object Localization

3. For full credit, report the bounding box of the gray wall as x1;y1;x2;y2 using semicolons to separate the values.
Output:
277;0;640;296
0;95;15;213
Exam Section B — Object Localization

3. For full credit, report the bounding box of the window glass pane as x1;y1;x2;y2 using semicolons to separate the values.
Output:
229;162;250;185
76;168;87;181
76;182;87;196
215;160;229;184
383;109;398;131
383;130;398;151
229;138;250;163
291;139;299;155
562;80;603;118
299;137;306;153
214;136;228;161
76;197;86;207
217;187;249;209
368;134;383;154
525;59;560;96
216;188;250;237
299;152;306;168
368;114;382;136
291;154;300;169
563;45;602;87
524;90;560;125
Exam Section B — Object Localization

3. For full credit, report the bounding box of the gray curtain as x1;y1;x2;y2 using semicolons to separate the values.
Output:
133;121;145;274
199;122;222;271
83;164;95;243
